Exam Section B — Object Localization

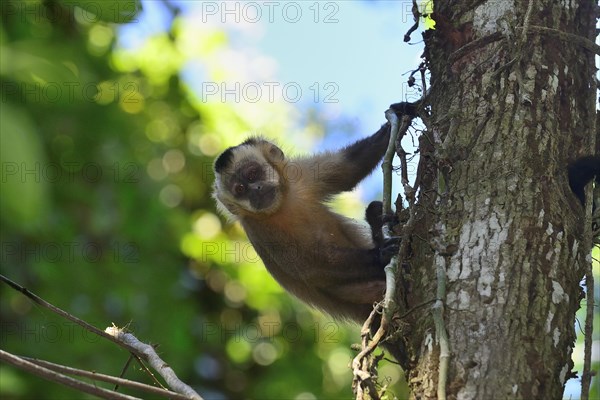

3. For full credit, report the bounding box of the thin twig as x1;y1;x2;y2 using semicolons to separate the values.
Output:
519;0;535;45
132;352;169;390
0;274;138;353
433;264;449;400
353;305;384;400
581;268;594;400
352;109;405;400
581;179;597;400
383;109;400;215
21;356;192;400
0;274;203;400
106;327;203;400
115;354;135;391
383;258;399;321
0;350;140;400
398;299;436;319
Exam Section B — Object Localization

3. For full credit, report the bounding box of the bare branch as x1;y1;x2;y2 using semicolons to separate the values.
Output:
0;350;140;400
1;274;203;400
581;268;595;400
21;356;192;400
106;327;203;400
0;274;137;353
581;178;597;400
432;261;450;400
382;108;401;215
352;109;406;400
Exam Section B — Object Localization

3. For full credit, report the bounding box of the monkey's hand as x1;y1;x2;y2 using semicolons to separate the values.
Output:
377;236;401;266
366;200;401;265
366;200;398;246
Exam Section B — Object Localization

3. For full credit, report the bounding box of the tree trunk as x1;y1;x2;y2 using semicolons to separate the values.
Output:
392;1;597;398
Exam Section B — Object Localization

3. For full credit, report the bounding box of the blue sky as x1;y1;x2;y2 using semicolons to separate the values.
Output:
119;0;423;202
120;0;423;129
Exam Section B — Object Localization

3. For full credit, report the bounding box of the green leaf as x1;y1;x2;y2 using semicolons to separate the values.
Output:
423;15;436;30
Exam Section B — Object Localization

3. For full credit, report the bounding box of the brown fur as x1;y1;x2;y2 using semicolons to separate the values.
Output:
213;124;391;322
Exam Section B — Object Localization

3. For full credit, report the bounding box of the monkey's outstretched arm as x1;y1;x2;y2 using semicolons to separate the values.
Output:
295;124;391;198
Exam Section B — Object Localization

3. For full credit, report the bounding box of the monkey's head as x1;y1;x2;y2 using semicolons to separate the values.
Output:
213;137;286;218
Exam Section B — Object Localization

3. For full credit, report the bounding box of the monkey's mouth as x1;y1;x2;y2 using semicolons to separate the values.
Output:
249;186;277;211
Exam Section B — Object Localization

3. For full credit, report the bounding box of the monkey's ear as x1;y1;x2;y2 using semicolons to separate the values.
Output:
214;147;235;173
266;143;284;162
241;137;285;162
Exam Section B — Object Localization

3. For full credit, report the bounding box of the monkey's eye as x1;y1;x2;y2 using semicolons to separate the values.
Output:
246;168;258;182
234;184;246;195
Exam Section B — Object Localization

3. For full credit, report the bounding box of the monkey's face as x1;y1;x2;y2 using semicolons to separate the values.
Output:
213;139;285;217
224;159;281;214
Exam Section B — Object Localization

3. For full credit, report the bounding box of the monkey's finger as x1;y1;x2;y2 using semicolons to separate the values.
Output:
383;236;401;246
380;243;400;259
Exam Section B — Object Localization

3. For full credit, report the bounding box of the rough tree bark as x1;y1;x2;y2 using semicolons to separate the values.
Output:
389;1;597;399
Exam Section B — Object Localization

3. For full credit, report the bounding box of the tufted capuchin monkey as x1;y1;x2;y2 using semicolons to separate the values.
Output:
212;124;398;322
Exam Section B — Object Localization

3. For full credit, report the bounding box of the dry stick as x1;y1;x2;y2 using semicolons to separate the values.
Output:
353;304;386;400
353;265;400;370
0;274;202;400
0;274;137;353
433;264;449;400
129;353;168;391
115;354;136;391
393;109;450;398
580;183;597;400
581;267;594;400
519;0;535;45
353;106;422;398
21;356;192;400
423;157;449;399
0;350;140;400
106;327;202;400
382;109;401;215
352;109;415;400
353;317;368;400
113;324;167;391
351;110;402;400
382;109;404;323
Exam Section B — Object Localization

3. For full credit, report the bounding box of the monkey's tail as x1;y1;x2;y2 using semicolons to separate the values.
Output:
568;155;600;205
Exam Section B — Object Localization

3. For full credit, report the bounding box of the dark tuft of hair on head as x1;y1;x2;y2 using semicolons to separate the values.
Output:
241;138;260;146
214;147;236;173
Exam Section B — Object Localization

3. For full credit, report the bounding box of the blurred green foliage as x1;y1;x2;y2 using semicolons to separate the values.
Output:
0;1;406;398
